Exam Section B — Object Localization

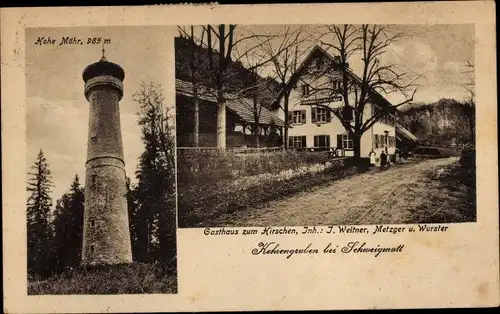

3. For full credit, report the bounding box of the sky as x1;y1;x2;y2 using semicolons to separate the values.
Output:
28;24;474;203
185;24;474;105
26;26;171;202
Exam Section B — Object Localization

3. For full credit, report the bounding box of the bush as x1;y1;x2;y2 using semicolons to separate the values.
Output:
459;147;475;171
177;149;330;188
178;157;364;227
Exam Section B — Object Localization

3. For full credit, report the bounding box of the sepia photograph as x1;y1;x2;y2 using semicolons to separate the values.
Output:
26;26;177;294
175;24;476;228
2;3;497;313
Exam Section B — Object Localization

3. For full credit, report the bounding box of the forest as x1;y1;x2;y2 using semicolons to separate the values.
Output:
398;98;475;147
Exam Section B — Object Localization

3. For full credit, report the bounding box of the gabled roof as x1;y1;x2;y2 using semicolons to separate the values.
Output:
395;122;418;143
175;36;281;103
273;45;395;111
176;79;284;127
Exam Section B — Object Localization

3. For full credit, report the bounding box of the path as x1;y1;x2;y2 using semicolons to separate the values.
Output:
210;157;462;226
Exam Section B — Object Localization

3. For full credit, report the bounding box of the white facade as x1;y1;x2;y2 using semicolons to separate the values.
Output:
275;46;397;162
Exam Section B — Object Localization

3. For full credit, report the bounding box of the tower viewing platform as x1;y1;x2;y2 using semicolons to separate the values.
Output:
82;56;125;101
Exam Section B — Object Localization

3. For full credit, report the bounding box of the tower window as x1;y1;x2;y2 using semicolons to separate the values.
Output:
91;175;97;184
91;135;97;144
90;244;95;255
90;219;95;228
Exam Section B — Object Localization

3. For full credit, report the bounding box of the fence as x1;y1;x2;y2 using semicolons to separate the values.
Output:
177;146;284;155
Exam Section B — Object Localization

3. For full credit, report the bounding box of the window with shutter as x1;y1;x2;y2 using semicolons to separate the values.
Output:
292;110;303;124
326;110;332;122
287;111;293;124
311;107;317;123
337;134;343;149
342;133;353;149
313;135;330;149
301;136;307;148
316;107;327;123
290;136;306;148
301;110;306;124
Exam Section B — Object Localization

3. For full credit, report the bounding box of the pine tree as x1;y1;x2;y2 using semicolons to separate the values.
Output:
126;176;141;261
52;174;84;272
133;82;177;268
26;149;54;278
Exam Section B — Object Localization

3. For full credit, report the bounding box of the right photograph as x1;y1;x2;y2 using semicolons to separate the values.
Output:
175;24;476;228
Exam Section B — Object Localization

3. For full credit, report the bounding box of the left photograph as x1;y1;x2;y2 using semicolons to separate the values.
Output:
26;26;177;294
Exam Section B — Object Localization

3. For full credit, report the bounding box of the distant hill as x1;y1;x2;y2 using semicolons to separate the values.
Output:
397;98;475;146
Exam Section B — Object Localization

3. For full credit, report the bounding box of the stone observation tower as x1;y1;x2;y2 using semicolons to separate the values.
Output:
81;50;132;265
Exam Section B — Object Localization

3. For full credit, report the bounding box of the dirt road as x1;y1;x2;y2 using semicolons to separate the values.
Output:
210;157;471;226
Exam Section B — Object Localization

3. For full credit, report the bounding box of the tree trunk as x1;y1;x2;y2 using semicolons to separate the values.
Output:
216;91;226;149
255;125;260;148
353;133;362;160
468;106;475;144
192;96;199;147
283;93;290;150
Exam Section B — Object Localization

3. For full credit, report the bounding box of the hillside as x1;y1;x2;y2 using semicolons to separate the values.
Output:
397;98;475;147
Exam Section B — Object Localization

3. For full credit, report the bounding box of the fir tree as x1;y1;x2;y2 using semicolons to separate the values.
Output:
133;82;177;268
52;174;85;272
26;149;54;278
126;176;141;261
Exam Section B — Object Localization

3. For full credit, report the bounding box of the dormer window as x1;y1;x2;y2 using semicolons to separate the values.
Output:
302;84;310;96
316;56;324;70
332;79;342;91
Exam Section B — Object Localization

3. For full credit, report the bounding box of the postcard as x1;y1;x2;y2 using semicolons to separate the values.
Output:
1;2;498;312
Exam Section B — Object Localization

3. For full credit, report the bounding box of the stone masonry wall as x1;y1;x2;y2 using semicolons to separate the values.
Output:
82;82;132;265
86;87;124;162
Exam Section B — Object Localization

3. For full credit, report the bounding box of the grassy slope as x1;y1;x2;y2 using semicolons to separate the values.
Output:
408;159;476;223
28;263;177;295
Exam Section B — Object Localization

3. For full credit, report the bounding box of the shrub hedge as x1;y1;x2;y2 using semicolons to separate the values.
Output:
177;149;330;189
178;156;365;227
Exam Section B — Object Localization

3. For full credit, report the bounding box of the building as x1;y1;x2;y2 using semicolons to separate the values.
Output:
273;45;416;163
175;36;284;149
176;79;284;148
81;53;133;265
